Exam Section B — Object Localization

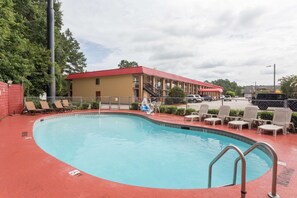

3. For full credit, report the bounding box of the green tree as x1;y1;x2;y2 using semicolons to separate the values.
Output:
225;90;235;97
279;75;297;98
210;79;242;96
56;29;87;74
0;0;87;96
118;60;138;68
166;87;185;104
0;0;34;84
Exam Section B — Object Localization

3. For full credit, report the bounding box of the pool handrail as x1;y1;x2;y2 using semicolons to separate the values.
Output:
233;142;280;198
208;145;247;198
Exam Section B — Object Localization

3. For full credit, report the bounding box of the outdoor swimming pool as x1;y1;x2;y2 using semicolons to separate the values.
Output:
33;113;272;189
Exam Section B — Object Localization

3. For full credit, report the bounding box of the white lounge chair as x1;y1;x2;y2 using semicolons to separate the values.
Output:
204;105;230;126
184;104;209;122
257;108;293;136
228;106;258;130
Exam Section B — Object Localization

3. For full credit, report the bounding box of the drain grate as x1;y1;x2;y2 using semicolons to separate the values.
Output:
277;167;295;186
21;132;28;137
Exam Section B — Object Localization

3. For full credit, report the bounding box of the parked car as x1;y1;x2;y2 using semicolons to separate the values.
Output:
195;94;204;101
202;95;213;101
251;93;297;111
186;94;202;103
224;95;232;101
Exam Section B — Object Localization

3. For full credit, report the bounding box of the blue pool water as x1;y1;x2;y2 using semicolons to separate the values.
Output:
33;114;272;189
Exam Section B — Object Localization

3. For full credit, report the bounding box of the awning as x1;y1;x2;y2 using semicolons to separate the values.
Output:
199;88;223;93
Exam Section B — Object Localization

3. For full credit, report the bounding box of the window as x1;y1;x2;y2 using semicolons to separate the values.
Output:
96;78;100;85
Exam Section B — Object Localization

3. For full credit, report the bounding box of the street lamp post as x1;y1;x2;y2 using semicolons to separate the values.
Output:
266;64;276;92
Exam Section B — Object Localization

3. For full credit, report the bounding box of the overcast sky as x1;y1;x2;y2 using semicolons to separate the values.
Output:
60;0;297;86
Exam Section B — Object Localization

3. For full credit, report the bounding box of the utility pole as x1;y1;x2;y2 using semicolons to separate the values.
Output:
273;64;276;92
266;64;276;93
47;0;55;102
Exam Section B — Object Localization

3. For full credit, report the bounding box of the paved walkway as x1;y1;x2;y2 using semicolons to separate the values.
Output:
0;110;296;198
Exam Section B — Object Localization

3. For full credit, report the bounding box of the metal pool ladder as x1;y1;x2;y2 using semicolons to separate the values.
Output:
208;142;280;198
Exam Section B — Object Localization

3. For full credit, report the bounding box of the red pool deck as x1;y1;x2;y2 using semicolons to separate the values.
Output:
0;110;297;198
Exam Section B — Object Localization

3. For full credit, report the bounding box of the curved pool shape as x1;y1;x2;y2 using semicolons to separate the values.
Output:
33;114;272;189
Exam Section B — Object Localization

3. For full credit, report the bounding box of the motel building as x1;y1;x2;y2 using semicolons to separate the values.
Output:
66;66;223;103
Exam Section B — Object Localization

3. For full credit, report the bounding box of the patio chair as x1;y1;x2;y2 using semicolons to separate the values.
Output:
154;101;162;113
40;101;55;113
25;101;45;114
204;105;230;126
62;99;77;110
53;100;69;112
257;108;293;136
184;104;209;122
228;106;258;130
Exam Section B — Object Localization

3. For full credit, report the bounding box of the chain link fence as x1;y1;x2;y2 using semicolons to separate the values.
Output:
24;96;297;112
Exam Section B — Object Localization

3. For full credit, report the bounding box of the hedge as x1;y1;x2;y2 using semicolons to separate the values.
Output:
130;102;139;110
79;103;89;110
91;101;100;109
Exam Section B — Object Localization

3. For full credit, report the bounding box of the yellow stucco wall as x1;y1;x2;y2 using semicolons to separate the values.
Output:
72;75;134;99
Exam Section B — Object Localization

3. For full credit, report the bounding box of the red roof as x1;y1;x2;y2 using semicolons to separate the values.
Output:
67;66;222;89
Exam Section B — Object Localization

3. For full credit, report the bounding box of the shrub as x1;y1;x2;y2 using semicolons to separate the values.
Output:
165;97;174;105
166;106;177;114
208;109;219;115
291;112;297;133
175;108;185;116
168;87;185;104
31;100;41;109
230;109;239;116
238;110;244;117
91;102;99;109
130;102;139;110
81;103;90;110
185;108;196;115
159;106;167;113
258;111;273;120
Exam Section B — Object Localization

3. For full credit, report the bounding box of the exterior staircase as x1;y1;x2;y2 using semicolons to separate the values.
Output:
143;83;161;97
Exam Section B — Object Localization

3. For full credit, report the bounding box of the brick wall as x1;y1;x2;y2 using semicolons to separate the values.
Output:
0;82;24;119
0;82;9;118
8;84;24;115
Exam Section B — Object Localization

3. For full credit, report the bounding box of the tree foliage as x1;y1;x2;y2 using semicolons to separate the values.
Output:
0;0;86;96
210;79;242;96
225;90;235;97
118;60;138;68
168;87;185;98
279;75;297;98
166;87;185;104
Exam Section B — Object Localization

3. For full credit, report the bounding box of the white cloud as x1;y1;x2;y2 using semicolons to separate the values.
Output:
60;0;297;86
